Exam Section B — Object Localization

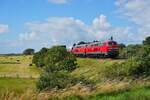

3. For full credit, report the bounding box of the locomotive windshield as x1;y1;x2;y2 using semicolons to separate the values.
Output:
108;41;117;46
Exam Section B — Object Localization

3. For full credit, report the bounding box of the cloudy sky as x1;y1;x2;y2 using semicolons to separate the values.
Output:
0;0;150;53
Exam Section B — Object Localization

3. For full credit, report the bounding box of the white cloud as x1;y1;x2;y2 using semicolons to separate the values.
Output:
48;0;69;4
90;15;133;43
115;0;150;41
19;32;37;41
0;24;9;34
18;15;132;50
20;17;92;48
92;15;111;30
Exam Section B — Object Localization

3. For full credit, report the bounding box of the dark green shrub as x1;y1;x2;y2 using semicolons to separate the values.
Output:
37;72;77;91
135;45;150;59
36;46;77;72
132;46;150;76
33;46;77;72
23;48;35;55
122;58;141;77
37;72;93;91
119;43;126;49
100;55;150;80
143;36;150;45
32;47;48;68
119;45;142;58
35;46;79;91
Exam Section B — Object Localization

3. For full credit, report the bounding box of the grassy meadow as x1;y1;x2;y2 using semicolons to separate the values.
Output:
63;86;150;100
0;55;149;100
72;58;124;82
0;55;41;78
0;78;36;93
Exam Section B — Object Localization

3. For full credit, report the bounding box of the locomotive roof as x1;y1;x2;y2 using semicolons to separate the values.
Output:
104;40;117;43
74;41;102;47
74;40;117;48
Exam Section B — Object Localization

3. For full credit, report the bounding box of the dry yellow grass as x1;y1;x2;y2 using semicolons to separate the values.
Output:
0;55;41;78
0;90;38;100
36;79;150;100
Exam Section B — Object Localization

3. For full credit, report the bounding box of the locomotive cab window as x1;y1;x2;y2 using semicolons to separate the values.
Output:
108;42;117;46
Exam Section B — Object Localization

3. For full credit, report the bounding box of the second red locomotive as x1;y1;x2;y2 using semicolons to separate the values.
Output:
71;38;119;58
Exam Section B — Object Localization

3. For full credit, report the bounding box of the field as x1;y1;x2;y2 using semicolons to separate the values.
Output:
0;56;40;78
0;55;150;100
0;78;36;93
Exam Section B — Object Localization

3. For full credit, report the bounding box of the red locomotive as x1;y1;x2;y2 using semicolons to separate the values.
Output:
71;37;119;58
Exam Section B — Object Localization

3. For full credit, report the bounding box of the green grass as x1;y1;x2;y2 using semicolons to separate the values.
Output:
0;55;39;97
0;78;36;94
62;86;150;100
94;88;150;100
72;58;124;82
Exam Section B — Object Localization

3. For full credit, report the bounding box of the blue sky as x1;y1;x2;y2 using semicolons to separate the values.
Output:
0;0;150;53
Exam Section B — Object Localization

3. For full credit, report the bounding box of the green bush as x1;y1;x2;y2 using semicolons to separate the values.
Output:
32;47;48;68
100;58;143;80
119;45;142;58
37;71;93;91
133;46;150;76
100;54;150;80
44;46;77;72
33;46;77;72
143;36;150;45
100;62;127;80
35;46;79;91
37;72;77;91
119;36;150;58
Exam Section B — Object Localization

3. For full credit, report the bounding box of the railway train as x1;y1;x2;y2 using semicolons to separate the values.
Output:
71;38;119;58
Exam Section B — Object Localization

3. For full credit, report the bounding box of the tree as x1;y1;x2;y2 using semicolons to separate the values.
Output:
32;47;48;68
143;36;150;45
34;46;78;91
44;46;77;72
131;46;150;77
119;43;126;49
23;48;35;55
119;44;142;58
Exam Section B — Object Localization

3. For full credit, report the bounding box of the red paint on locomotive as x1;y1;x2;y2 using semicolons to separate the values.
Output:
71;40;119;58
